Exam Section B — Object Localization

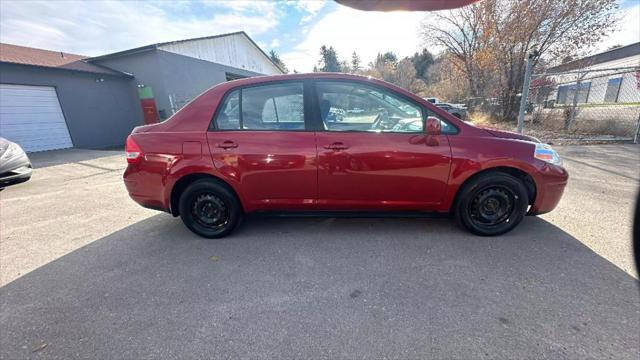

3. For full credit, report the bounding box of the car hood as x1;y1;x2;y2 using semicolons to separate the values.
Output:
477;126;540;143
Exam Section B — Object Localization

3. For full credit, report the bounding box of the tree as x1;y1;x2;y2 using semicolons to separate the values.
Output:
364;56;427;94
410;48;434;80
340;60;351;73
424;54;469;102
423;0;617;121
351;52;361;73
318;45;341;72
374;52;398;67
268;49;289;73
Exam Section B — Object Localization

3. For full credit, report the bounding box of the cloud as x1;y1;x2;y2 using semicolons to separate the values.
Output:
281;6;425;72
0;0;280;56
289;0;327;24
270;39;281;48
595;3;640;52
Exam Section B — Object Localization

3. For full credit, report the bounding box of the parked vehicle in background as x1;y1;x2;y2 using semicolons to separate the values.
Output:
0;137;32;189
434;102;468;119
326;107;345;122
123;73;568;238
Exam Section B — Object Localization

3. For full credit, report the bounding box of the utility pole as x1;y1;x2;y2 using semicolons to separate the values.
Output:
517;50;539;134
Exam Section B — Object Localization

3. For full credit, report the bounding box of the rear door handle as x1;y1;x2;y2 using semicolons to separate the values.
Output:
216;140;238;149
324;142;349;150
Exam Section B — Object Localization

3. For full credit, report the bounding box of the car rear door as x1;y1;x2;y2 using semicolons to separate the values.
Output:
312;80;452;211
206;81;317;212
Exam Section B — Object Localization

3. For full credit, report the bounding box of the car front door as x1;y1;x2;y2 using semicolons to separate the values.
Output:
207;81;317;212
312;80;452;211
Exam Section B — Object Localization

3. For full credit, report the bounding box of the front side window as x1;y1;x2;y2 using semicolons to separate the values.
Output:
315;81;423;132
426;110;458;135
214;82;304;130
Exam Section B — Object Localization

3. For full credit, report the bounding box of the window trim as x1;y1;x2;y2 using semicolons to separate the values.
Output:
208;79;313;132
309;79;459;135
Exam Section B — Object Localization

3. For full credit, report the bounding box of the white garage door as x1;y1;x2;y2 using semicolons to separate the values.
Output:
0;84;73;152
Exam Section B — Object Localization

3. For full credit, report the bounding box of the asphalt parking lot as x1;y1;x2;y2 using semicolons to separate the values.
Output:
1;144;639;358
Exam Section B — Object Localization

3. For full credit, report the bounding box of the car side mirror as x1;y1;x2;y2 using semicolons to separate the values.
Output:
426;116;441;136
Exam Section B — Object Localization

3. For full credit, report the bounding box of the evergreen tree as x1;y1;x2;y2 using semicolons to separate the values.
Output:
318;45;341;72
410;48;434;79
351;51;361;73
268;49;289;73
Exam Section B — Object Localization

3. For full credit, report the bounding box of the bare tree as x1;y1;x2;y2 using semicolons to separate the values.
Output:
423;0;617;120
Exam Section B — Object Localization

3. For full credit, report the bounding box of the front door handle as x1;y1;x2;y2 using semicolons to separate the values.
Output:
216;140;238;149
324;142;349;150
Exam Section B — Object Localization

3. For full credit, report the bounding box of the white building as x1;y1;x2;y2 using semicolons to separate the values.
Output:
544;43;639;105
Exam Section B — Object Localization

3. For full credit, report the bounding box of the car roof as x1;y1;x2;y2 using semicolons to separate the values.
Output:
223;72;377;87
205;72;434;111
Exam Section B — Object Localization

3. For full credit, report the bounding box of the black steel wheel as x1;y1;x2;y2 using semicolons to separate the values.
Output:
179;179;242;238
191;193;229;229
455;172;529;236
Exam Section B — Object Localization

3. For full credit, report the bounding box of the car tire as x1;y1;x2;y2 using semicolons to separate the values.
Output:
455;172;529;236
178;179;242;238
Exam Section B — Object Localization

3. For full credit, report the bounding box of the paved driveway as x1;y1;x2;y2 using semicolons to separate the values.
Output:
1;145;639;359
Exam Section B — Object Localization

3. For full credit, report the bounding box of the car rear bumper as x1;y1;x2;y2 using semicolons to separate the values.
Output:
123;163;171;212
0;165;32;188
123;177;168;212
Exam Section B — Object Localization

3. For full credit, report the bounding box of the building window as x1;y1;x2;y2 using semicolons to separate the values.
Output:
556;85;569;104
226;73;247;81
604;77;622;103
556;82;591;105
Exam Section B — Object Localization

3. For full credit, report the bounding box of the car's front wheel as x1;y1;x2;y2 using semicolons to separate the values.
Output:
455;172;529;236
178;179;242;238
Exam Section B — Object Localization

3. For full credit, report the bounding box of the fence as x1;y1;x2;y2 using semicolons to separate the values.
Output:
523;66;640;142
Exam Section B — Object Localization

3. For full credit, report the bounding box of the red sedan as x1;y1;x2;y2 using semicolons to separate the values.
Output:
123;73;568;238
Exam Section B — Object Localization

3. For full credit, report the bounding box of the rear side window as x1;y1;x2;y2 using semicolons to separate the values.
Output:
216;89;240;129
213;82;305;131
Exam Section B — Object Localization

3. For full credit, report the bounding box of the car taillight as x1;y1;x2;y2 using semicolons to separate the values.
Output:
125;135;143;164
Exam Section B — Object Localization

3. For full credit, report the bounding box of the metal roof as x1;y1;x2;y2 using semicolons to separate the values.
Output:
548;42;640;72
0;43;131;76
86;31;284;73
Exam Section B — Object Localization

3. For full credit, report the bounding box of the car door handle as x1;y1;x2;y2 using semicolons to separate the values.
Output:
216;141;238;149
324;142;349;150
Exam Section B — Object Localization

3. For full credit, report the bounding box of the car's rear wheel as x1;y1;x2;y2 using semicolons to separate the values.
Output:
455;172;529;236
178;179;242;238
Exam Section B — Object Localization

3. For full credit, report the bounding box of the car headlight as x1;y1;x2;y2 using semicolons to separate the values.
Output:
534;143;562;166
0;142;21;161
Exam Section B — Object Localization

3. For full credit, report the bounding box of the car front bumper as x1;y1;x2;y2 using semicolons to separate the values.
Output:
0;165;32;188
528;164;569;215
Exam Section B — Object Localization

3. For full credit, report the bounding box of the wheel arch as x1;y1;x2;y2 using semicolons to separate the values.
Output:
450;166;537;214
169;173;244;216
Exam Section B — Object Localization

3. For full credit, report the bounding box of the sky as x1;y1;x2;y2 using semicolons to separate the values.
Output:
0;0;638;72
